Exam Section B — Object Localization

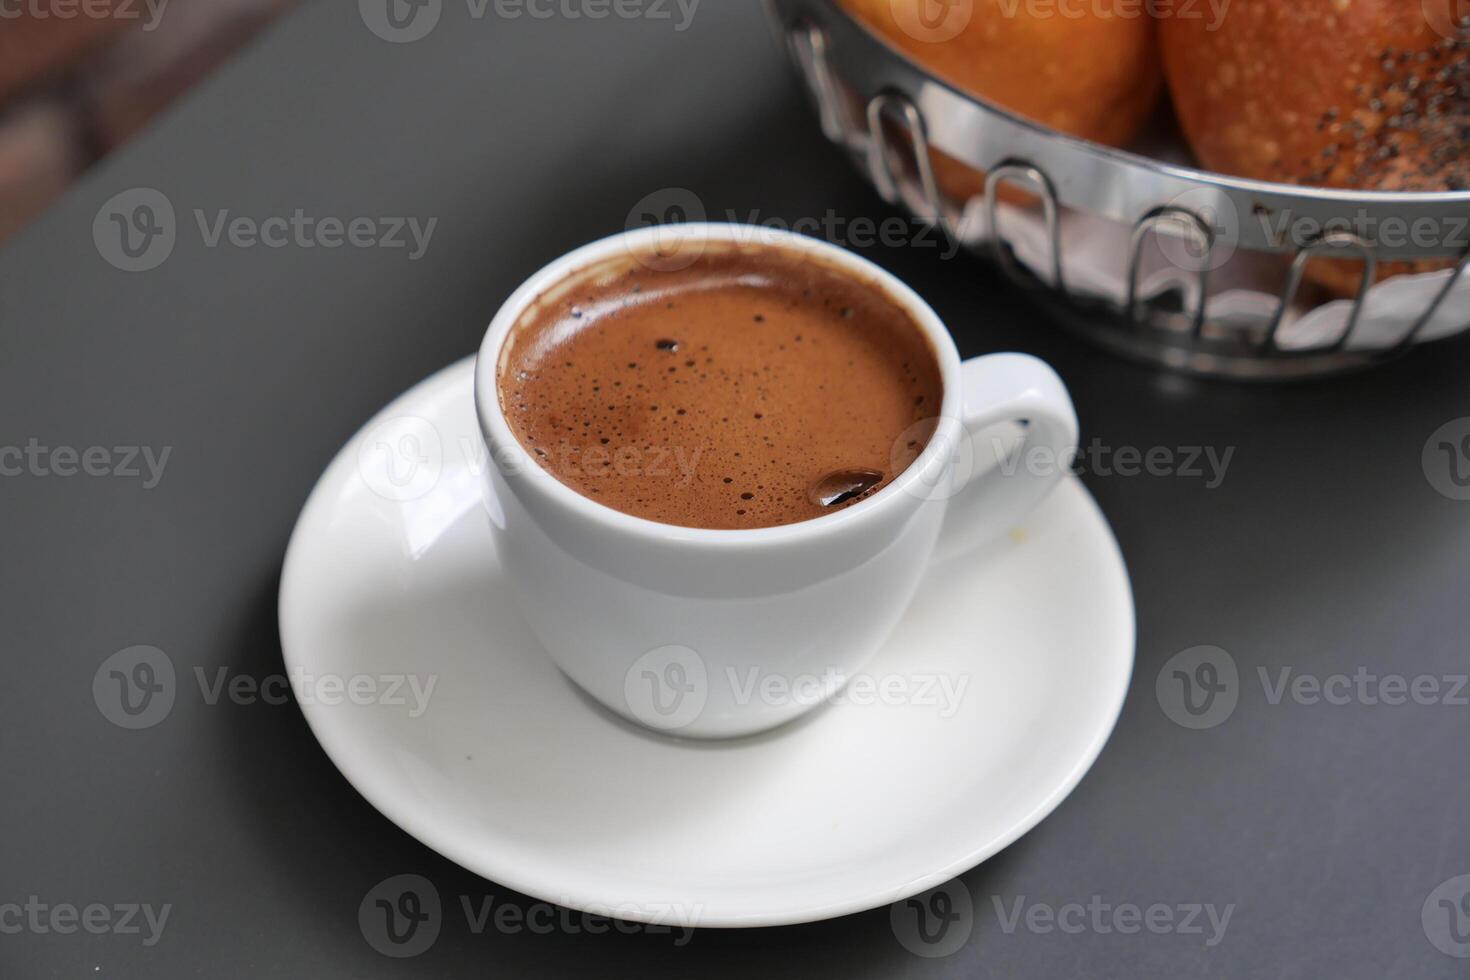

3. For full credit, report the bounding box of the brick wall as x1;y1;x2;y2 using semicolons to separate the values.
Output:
0;0;297;245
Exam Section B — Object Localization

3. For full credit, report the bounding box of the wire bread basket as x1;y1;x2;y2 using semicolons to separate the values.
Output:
765;0;1470;379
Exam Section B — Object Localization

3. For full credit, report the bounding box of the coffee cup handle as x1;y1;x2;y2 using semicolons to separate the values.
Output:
931;353;1079;564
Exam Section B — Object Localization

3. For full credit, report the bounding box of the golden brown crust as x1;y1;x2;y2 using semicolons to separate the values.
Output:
1161;2;1469;193
841;0;1161;202
1161;3;1468;294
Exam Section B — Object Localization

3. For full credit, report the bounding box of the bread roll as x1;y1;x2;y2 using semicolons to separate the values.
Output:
1162;3;1469;292
841;0;1162;201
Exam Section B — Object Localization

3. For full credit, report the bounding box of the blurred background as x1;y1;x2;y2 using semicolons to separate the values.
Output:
0;0;298;243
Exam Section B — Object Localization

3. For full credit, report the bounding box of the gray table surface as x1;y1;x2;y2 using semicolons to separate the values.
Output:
4;2;1470;976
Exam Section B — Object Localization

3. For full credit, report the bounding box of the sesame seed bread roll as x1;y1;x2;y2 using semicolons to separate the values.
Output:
1161;2;1469;293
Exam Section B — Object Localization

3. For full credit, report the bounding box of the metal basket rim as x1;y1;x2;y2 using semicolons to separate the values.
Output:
792;0;1470;209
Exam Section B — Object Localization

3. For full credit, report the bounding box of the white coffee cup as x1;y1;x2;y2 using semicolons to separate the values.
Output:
474;224;1077;738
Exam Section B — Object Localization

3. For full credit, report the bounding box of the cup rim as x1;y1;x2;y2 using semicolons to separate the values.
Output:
473;222;963;548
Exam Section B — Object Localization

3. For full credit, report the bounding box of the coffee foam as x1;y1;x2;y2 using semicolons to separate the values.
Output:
498;242;943;529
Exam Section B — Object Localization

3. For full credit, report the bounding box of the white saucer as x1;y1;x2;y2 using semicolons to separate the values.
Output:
279;357;1134;928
